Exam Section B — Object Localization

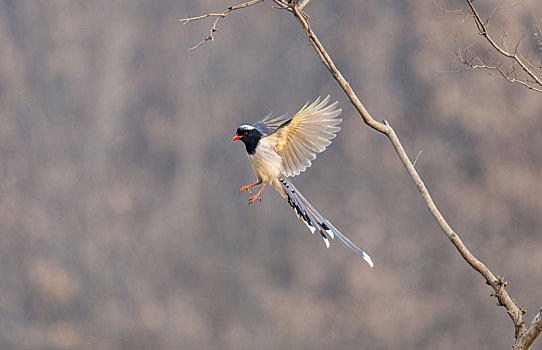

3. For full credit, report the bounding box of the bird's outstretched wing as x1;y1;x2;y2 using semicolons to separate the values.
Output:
268;96;342;177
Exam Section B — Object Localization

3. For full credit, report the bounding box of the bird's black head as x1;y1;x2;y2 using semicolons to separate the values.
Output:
232;125;263;155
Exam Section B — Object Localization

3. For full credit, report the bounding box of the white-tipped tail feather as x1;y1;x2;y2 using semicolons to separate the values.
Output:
280;178;373;268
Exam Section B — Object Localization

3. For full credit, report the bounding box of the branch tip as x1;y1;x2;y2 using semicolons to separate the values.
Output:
182;0;264;51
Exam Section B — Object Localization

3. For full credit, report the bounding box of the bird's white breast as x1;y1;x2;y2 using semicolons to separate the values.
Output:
248;137;283;183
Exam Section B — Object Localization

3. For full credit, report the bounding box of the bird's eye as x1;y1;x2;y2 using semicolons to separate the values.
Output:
244;131;248;136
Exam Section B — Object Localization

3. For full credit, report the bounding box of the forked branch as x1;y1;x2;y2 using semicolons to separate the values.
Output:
516;308;542;349
180;0;264;50
461;0;542;92
454;44;542;93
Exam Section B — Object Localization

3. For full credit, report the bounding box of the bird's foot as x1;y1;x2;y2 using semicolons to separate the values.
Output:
248;195;262;204
239;185;253;195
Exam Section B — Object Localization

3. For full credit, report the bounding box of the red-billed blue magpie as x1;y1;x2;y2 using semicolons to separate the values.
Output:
232;96;373;267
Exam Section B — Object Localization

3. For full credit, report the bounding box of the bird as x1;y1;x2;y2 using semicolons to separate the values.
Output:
232;96;373;267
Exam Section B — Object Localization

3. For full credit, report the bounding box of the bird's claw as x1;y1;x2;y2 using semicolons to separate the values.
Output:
248;195;262;204
239;185;253;195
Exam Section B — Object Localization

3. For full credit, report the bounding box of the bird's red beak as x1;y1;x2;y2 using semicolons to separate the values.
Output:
232;134;242;142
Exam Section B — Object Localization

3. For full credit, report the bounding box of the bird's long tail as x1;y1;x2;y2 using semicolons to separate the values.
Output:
279;178;374;268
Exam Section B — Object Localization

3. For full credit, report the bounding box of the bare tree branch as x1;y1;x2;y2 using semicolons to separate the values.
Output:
461;0;542;92
183;1;541;348
287;3;540;347
180;0;264;51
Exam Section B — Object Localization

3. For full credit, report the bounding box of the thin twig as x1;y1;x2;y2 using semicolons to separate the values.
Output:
486;0;525;28
413;150;422;167
432;0;465;16
180;0;264;51
298;0;311;11
272;0;292;12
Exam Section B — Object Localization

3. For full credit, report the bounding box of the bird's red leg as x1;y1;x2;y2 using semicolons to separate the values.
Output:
248;184;267;204
240;181;262;195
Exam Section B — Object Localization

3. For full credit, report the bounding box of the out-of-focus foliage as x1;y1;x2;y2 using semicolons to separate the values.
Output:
0;1;541;349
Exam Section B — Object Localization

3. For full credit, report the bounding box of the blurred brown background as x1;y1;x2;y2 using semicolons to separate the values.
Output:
0;0;541;349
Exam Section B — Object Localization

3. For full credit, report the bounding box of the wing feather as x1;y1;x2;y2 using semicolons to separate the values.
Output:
283;144;297;175
252;112;291;135
290;137;314;166
268;96;342;177
289;138;311;170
